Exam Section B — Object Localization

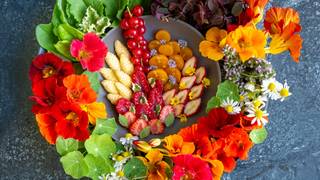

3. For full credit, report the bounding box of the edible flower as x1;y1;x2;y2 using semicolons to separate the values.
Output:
199;27;227;61
80;102;107;125
170;97;180;106
202;77;211;88
184;66;195;76
279;81;292;101
163;134;195;156
261;78;282;100
70;33;107;72
246;107;269;126
220;98;241;115
244;0;269;24
172;154;213;180
226;26;267;62
143;149;170;180
35;113;57;144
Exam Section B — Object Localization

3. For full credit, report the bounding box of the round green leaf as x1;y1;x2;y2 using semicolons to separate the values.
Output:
60;151;88;179
216;80;240;102
84;154;113;180
84;134;116;159
124;157;147;179
249;127;268;144
56;136;79;156
93;118;117;136
206;96;221;113
83;71;101;93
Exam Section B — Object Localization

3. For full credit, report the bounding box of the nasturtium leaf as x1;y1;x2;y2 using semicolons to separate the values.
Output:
66;0;87;23
249;127;268;144
115;142;126;152
84;134;116;159
92;118;117;136
56;0;68;23
36;23;58;53
139;127;150;139
216;80;240;102
124;157;147;179
83;71;101;93
56;136;79;156
119;115;129;128
84;154;113;180
165;113;175;127
60;151;89;179
206;96;221;113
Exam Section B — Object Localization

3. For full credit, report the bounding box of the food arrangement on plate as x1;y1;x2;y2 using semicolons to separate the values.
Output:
29;0;303;179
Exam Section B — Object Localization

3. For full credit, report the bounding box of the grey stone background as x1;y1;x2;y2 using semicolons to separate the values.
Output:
0;0;319;179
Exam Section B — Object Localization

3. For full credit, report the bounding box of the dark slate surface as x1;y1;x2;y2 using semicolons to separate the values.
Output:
0;0;319;179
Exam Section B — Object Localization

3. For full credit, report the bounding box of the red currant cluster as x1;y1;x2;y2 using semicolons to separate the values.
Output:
120;5;150;73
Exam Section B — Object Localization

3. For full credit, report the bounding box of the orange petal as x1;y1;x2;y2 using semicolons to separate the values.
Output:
181;142;195;154
146;149;163;164
84;102;107;125
206;27;227;43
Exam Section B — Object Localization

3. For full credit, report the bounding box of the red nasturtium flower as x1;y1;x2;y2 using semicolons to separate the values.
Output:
70;33;107;72
29;53;74;85
55;101;90;141
35;113;58;144
63;74;97;104
172;154;213;180
30;78;66;114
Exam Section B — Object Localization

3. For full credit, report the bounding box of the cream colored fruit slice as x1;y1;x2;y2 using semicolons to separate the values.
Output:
106;52;121;70
115;82;132;100
101;80;118;94
107;94;122;104
115;40;130;58
100;68;118;81
120;54;134;75
114;70;132;88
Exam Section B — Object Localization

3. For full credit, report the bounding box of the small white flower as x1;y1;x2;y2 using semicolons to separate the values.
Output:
261;78;282;100
119;133;138;146
279;81;292;101
245;96;267;109
221;98;241;114
244;82;255;92
246;107;269;126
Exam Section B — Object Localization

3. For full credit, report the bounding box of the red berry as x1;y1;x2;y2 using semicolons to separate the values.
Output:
116;98;133;114
139;39;147;46
132;5;144;17
149;119;165;135
120;19;129;30
129;119;148;136
123;112;136;127
137;18;145;27
124;29;138;39
128;17;140;29
142;58;149;66
123;11;131;18
127;39;138;50
131;57;141;65
134;65;144;72
143;66;149;74
137;26;146;35
132;92;148;105
142;51;150;60
132;70;150;93
140;45;148;51
132;48;143;58
135;35;144;41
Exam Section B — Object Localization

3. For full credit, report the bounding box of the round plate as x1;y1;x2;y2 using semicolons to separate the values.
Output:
99;15;221;140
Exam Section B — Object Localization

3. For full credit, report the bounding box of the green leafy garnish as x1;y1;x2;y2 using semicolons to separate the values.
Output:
92;118;117;136
206;96;221;113
139;127;151;139
83;71;101;93
216;80;240;102
60;151;89;179
56;137;79;156
124;157;147;179
84;154;113;180
249;127;268;144
84;134;116;159
119;115;129;128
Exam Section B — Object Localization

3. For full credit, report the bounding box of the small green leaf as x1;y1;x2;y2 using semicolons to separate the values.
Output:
83;71;101;93
119;115;129;128
84;134;116;159
36;23;58;53
139;127;150;139
164;113;175;127
84;154;113;180
92;118;117;136
249;127;268;144
60;151;88;179
66;0;87;22
56;136;79;156
216;80;240;102
124;157;147;179
206;96;221;113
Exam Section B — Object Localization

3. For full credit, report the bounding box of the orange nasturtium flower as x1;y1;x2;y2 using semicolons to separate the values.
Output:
80;102;107;125
140;149;170;180
199;27;227;61
264;7;302;62
245;0;269;24
226;26;267;62
163;134;195;156
206;159;224;180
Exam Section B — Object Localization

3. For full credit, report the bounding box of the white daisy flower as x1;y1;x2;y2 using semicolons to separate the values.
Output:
246;107;269;126
119;133;138;146
221;98;241;114
245;95;267;109
261;78;282;100
279;81;292;101
244;82;255;92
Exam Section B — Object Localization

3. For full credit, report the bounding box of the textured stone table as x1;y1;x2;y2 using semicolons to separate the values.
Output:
0;0;319;179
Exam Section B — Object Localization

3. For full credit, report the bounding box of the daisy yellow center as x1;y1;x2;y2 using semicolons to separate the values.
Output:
253;100;262;108
240;95;245;102
280;88;289;97
117;170;124;177
225;105;234;113
42;66;56;78
66;112;80;126
255;110;264;119
125;133;133;139
268;83;276;92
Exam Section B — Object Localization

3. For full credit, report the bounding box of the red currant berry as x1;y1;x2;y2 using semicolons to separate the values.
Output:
124;29;138;39
120;19;129;30
142;58;149;65
143;66;149;73
137;18;145;27
132;48;143;58
123;11;131;18
131;57;141;65
139;39;147;46
135;35;144;41
135;65;144;72
132;5;144;16
142;51;151;60
140;45;148;51
137;26;146;35
128;17;140;29
127;39;138;50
